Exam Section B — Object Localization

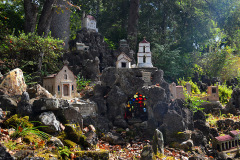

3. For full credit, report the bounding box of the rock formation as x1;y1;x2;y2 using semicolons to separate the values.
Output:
0;68;27;96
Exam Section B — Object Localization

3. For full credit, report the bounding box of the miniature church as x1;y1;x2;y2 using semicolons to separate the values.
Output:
81;11;98;32
115;38;154;69
137;38;153;68
116;52;132;68
43;61;77;99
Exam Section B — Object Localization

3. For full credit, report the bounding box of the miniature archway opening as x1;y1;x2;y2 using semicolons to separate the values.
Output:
124;92;148;121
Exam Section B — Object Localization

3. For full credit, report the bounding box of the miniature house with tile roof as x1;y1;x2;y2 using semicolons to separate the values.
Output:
212;130;240;152
81;12;98;32
43;64;77;99
116;52;132;68
137;38;153;68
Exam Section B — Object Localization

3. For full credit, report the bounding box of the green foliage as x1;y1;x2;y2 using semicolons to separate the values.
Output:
4;115;50;144
3;114;33;129
104;37;117;50
152;43;181;81
0;1;24;36
218;84;233;105
70;9;82;40
76;74;91;92
0;32;64;81
178;79;201;94
58;146;73;159
11;122;49;141
183;91;205;113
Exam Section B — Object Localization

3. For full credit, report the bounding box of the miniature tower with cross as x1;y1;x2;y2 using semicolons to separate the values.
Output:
137;38;153;68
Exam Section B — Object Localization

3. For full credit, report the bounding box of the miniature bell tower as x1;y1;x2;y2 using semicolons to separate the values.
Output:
137;38;153;68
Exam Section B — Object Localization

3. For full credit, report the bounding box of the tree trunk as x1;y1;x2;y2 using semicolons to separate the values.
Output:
37;0;57;37
24;0;38;33
50;0;71;49
127;0;140;52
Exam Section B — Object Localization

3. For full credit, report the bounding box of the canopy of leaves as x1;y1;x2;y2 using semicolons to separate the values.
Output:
0;32;64;83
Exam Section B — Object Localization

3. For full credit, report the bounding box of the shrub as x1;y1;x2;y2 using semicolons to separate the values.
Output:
183;91;205;113
178;78;201;94
218;84;232;105
0;32;64;83
76;74;91;92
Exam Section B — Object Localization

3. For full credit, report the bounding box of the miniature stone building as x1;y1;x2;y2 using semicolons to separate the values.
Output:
116;52;132;68
212;130;240;151
81;12;98;32
76;42;89;51
206;86;219;101
169;82;191;100
137;38;153;68
43;65;77;99
170;83;219;101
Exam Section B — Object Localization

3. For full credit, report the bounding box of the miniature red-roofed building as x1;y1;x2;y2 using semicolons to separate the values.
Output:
81;11;98;32
212;130;240;152
43;63;77;99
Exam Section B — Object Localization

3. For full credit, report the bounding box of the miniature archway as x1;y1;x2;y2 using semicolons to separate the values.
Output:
124;92;148;121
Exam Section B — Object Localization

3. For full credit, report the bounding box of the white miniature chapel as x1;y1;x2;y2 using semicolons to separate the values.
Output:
137;38;153;68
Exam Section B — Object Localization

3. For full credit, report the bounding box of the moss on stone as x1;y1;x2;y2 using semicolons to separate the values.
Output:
63;139;77;148
57;131;67;141
75;151;109;160
23;133;40;144
65;124;82;143
3;114;33;128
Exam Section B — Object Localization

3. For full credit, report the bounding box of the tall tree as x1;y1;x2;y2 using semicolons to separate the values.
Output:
37;0;57;37
127;0;139;52
24;0;38;33
50;0;71;49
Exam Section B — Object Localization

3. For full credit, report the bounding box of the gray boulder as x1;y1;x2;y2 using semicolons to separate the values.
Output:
161;110;186;144
50;137;64;147
194;120;210;137
113;115;128;128
193;110;206;122
85;131;98;146
39;111;61;133
32;98;60;113
152;129;164;154
17;91;32;116
140;144;153;160
27;84;53;99
225;88;240;114
191;130;207;146
60;107;83;126
0;144;14;160
151;106;164;125
199;101;223;115
0;95;17;115
106;86;127;121
180;139;194;151
102;132;125;145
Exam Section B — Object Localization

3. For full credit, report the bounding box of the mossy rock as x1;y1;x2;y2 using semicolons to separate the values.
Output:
65;124;82;143
23;133;40;144
63;139;77;148
58;124;89;149
75;151;109;160
3;114;33;128
57;131;67;141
